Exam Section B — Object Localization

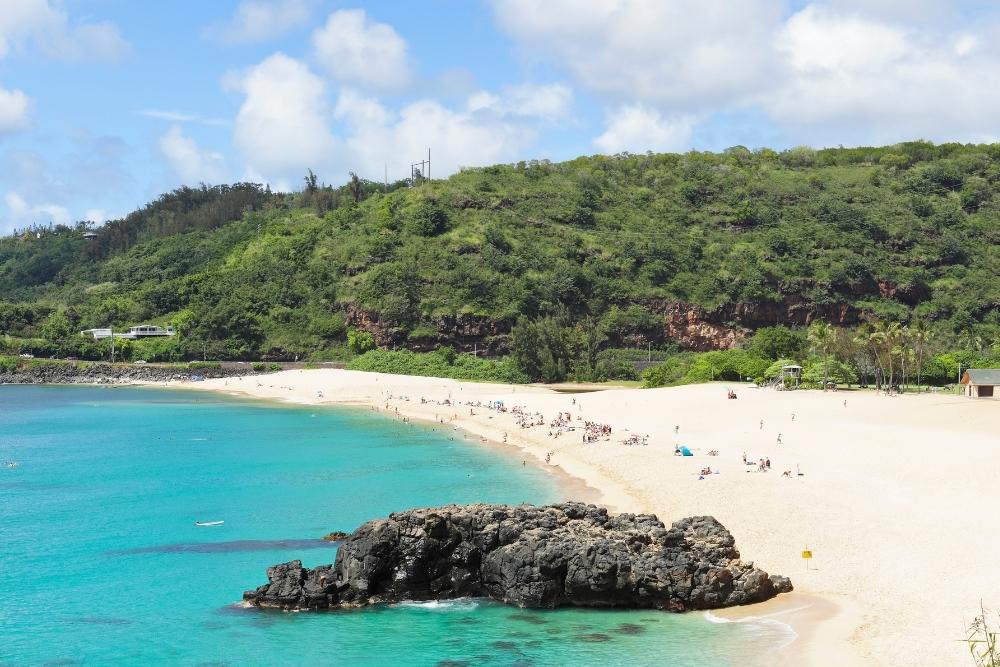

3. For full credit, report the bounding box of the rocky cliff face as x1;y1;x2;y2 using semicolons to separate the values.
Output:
346;294;863;354
243;503;791;612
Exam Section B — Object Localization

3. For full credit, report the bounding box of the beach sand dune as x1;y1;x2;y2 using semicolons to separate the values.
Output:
183;369;1000;666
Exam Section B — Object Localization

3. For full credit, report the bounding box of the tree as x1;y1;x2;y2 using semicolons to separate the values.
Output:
348;172;363;203
748;326;806;361
807;320;835;389
304;169;319;194
855;324;885;391
911;318;932;389
510;316;580;383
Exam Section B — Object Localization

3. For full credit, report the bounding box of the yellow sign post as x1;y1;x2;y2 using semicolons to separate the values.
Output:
802;549;813;571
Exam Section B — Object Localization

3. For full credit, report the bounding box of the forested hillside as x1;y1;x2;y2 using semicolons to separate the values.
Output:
1;141;998;378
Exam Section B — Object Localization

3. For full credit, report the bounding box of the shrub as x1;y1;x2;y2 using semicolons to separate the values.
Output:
188;361;221;370
347;329;376;354
642;354;697;388
347;349;528;383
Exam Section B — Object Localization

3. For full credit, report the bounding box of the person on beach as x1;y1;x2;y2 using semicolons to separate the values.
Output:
776;433;782;444
759;419;764;430
674;425;679;434
791;412;795;421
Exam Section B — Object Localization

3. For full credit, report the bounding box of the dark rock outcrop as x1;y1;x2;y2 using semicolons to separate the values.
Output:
243;503;791;612
0;362;263;385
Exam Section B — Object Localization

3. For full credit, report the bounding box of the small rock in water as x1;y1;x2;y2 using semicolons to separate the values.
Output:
615;623;645;635
575;633;612;643
507;613;548;625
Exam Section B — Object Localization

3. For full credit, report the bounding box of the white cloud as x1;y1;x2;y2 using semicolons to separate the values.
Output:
467;83;572;121
777;6;909;74
492;0;780;110
763;5;1000;144
230;53;339;189
493;0;1000;149
0;0;129;62
311;9;410;90
138;109;229;127
3;191;70;233
594;106;695;154
334;89;537;179
212;0;312;44
159;125;227;185
0;86;29;134
84;208;106;224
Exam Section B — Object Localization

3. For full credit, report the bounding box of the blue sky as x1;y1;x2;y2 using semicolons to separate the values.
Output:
2;0;1000;233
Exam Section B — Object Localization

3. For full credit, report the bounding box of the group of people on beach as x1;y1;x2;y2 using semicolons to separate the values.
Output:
374;384;814;489
582;420;612;443
743;452;773;472
621;433;649;446
511;405;545;429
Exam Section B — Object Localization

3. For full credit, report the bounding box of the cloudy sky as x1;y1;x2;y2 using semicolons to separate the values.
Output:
1;0;999;233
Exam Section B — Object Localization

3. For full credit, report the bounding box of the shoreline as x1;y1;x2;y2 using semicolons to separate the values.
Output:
135;372;847;665
187;383;608;509
120;369;1000;665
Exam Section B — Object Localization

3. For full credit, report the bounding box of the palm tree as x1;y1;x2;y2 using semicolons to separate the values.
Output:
894;325;911;391
807;320;835;389
348;172;363;203
855;323;882;391
883;321;902;393
911;319;932;390
868;320;900;394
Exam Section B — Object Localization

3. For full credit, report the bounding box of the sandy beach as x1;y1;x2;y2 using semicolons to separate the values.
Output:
172;369;1000;666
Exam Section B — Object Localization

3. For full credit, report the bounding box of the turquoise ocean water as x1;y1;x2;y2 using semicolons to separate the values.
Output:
0;386;792;666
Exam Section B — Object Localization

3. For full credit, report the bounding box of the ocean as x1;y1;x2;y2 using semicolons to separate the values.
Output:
0;385;792;666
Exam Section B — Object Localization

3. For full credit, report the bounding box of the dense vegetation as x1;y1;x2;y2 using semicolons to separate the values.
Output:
641;321;1000;390
1;141;998;383
346;348;528;383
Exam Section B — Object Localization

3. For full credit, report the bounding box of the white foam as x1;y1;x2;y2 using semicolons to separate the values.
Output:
702;609;800;651
394;598;480;612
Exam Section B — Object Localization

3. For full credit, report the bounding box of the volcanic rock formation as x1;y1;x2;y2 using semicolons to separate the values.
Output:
243;503;792;612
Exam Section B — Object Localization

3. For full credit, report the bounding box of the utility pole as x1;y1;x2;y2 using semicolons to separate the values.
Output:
110;328;115;364
410;148;432;185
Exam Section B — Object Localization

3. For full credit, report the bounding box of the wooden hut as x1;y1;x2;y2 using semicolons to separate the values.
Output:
961;369;1000;398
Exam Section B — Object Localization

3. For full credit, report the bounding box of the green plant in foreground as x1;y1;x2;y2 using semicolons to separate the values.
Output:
965;603;1000;667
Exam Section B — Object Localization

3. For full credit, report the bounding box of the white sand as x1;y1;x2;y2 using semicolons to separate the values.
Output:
176;369;1000;666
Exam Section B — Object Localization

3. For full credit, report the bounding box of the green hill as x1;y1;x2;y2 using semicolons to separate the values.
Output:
1;141;998;379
